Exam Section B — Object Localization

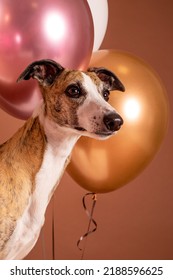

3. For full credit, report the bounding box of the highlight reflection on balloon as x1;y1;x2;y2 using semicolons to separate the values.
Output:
43;12;66;43
0;0;94;119
67;50;169;193
124;98;141;120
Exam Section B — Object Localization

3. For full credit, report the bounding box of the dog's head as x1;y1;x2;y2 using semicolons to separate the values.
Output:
17;59;125;139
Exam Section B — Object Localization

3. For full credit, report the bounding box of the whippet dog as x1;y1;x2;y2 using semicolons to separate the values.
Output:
0;59;125;259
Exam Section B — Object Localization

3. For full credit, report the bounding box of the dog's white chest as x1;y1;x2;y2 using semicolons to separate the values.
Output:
4;140;75;260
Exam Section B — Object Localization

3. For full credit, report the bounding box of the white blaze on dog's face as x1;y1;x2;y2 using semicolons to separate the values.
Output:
76;72;122;139
17;59;125;139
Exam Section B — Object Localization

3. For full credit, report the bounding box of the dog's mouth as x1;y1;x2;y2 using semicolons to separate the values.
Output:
74;126;114;138
95;131;113;136
95;131;115;139
74;126;86;132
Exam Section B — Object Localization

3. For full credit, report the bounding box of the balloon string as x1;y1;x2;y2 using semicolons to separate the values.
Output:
52;194;55;260
41;195;55;260
41;227;47;260
77;193;97;259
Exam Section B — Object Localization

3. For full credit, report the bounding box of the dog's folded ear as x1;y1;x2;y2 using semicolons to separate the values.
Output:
88;67;125;92
17;59;64;86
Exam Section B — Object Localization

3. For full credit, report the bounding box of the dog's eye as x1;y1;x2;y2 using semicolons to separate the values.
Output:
103;90;110;102
65;85;81;98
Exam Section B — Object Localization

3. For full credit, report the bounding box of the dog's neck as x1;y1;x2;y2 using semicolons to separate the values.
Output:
3;107;80;260
41;115;80;158
32;104;80;207
30;111;80;224
34;111;80;204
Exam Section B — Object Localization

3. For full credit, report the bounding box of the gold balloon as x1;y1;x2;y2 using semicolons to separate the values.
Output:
67;50;169;193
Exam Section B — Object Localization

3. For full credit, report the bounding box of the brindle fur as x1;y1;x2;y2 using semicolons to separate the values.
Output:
0;117;46;256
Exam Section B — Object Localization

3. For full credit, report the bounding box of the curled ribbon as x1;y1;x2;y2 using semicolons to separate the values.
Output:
77;192;97;258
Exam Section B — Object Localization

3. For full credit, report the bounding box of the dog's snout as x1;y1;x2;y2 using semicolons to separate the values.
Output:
103;112;123;132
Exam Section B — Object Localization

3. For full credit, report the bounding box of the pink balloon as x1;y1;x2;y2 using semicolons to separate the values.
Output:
0;0;94;119
0;80;41;119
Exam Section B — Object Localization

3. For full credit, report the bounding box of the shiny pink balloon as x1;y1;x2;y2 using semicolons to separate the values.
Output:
0;0;94;119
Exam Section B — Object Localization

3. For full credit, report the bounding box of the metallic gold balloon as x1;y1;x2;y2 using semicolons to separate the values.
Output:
67;50;169;193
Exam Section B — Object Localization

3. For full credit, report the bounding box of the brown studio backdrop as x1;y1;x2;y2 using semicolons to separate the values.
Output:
0;0;173;259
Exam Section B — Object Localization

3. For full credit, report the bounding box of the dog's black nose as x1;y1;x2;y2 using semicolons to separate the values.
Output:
103;112;123;132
